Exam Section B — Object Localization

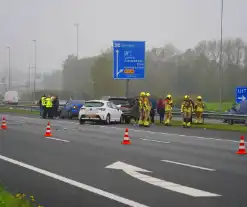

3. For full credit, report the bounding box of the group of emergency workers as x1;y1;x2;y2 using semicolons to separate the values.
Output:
39;94;59;119
137;92;205;128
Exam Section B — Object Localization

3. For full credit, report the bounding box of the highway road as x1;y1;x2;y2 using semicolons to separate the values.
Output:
0;114;247;207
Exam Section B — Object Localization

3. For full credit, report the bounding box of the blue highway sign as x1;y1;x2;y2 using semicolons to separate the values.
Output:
113;41;145;79
236;86;247;103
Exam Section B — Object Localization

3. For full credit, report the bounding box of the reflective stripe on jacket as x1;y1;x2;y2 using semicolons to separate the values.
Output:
45;98;53;108
165;99;173;111
195;101;204;112
41;97;46;106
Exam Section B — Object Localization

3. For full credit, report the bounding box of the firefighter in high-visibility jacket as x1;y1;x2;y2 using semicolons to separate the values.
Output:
143;93;150;127
194;96;204;124
164;94;173;126
138;92;145;125
146;92;152;124
181;95;193;127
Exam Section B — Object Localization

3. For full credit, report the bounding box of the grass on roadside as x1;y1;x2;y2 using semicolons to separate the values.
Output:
0;186;42;207
0;108;39;115
205;102;233;112
155;120;247;133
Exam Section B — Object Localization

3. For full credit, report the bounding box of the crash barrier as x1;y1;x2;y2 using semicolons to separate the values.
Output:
0;105;247;124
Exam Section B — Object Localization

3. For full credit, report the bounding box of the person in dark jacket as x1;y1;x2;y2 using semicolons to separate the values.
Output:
52;96;59;118
157;97;165;123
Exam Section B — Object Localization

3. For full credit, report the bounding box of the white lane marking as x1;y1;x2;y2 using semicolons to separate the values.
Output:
99;126;244;143
0;155;150;207
161;160;216;171
106;161;221;197
44;137;70;143
140;138;170;144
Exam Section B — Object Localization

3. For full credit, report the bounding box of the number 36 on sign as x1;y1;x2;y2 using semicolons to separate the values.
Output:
124;69;135;74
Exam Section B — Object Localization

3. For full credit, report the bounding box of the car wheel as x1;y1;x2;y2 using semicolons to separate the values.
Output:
79;119;85;125
119;115;124;124
68;111;72;119
105;114;111;125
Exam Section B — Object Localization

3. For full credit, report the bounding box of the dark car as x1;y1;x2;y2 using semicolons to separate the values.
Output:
100;96;134;112
223;101;247;124
60;100;85;119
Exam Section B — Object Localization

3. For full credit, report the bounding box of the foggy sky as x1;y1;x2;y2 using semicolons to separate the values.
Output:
0;0;247;75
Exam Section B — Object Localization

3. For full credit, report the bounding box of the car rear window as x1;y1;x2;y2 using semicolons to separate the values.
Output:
84;102;104;107
109;98;129;106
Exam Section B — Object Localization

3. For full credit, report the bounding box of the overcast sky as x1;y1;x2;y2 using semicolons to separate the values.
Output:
0;0;246;74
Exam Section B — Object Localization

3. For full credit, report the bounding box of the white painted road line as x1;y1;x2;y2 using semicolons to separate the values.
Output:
140;138;170;144
0;155;150;207
161;160;216;171
106;161;221;197
45;137;70;143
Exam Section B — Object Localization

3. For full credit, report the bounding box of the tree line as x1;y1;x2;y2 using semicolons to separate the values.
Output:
59;38;247;102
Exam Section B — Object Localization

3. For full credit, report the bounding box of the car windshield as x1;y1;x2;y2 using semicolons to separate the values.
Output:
84;102;104;107
109;98;129;106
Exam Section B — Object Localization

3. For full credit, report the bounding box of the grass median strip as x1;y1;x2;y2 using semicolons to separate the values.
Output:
155;120;247;133
0;186;43;207
0;108;39;115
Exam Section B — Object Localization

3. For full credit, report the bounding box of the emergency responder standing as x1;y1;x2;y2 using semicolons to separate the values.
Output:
146;93;153;125
138;92;145;125
39;94;46;118
194;96;204;124
45;95;53;119
52;96;59;118
164;94;173;126
181;95;193;127
143;93;150;127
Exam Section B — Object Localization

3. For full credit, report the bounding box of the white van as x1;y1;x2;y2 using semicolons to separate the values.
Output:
3;91;19;105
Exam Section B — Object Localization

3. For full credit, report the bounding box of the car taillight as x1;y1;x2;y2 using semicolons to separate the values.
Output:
73;106;77;109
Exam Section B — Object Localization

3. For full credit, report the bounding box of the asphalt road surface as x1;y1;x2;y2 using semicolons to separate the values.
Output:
0;114;247;207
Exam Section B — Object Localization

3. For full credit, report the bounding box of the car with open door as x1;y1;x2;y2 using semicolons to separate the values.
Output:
78;100;123;125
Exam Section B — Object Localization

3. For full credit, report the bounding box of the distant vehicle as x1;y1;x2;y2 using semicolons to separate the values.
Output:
78;100;123;125
100;96;135;112
3;91;19;105
223;101;247;124
60;100;85;119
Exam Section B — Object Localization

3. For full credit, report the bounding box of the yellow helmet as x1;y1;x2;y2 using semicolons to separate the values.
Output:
197;96;202;100
184;95;189;100
167;94;172;99
146;92;151;97
140;92;145;96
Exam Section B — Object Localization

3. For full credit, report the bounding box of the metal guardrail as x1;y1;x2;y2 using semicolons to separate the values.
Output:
0;105;247;123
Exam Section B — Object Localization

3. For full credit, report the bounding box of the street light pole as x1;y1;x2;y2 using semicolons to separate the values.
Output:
219;0;224;105
33;40;37;102
74;23;79;59
6;46;11;90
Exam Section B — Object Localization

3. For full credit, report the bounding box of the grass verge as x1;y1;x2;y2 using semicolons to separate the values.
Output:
155;120;247;133
0;186;42;207
0;108;39;115
205;102;233;112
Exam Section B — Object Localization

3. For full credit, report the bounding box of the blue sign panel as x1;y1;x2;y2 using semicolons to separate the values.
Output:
113;40;145;79
236;86;247;103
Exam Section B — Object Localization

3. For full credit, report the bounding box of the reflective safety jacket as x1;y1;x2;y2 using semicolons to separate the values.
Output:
41;96;46;106
143;97;149;110
194;101;204;112
181;101;193;113
165;99;173;112
45;97;53;108
138;97;144;109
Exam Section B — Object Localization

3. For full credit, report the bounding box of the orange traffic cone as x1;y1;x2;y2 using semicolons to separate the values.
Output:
1;116;7;130
121;128;131;145
44;122;52;137
236;136;247;155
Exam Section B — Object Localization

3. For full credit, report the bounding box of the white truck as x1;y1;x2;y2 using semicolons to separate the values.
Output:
3;91;19;105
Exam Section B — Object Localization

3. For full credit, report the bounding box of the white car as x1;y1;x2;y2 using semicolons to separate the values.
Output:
78;100;123;125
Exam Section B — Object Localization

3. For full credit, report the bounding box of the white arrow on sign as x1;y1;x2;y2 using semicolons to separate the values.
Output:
242;95;246;101
115;49;123;77
106;161;221;197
